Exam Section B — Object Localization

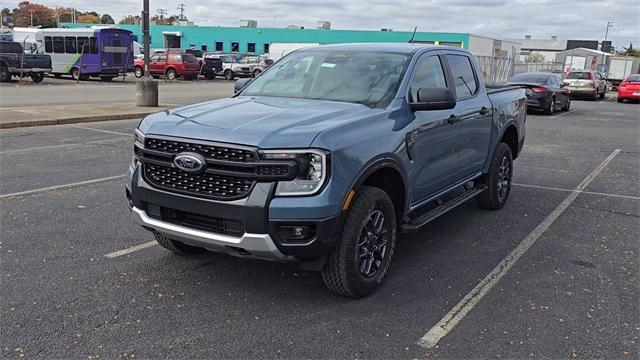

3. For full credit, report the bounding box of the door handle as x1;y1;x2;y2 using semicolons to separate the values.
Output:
479;107;490;116
447;114;461;125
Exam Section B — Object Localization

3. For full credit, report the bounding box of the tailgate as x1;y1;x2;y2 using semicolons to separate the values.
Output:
22;54;51;70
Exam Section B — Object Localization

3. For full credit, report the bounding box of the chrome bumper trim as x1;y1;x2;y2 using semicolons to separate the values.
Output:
131;206;293;262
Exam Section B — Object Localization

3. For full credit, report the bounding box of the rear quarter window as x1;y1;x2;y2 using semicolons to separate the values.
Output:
446;54;478;99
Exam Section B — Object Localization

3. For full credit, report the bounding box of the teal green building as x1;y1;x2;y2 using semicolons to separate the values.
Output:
61;22;471;55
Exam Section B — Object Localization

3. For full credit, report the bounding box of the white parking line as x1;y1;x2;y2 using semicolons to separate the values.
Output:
417;148;621;349
550;109;576;119
0;174;126;199
73;126;131;136
513;183;640;200
0;137;129;154
104;241;157;258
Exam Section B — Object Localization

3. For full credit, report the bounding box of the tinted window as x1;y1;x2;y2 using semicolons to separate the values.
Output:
566;72;590;79
446;54;478;98
0;41;23;53
509;73;550;84
626;74;640;82
77;37;89;53
231;42;239;52
44;36;53;53
89;37;98;54
53;36;64;53
264;43;270;53
65;37;77;53
247;43;256;53
215;41;223;51
182;54;198;63
410;56;447;101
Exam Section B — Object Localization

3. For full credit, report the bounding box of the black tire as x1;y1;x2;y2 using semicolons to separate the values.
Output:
134;66;144;78
224;69;234;80
154;232;204;255
475;143;513;210
544;97;555;115
253;69;261;78
0;65;11;83
562;97;571;111
617;97;624;103
166;68;177;80
30;72;45;83
599;88;606;99
321;186;397;298
592;90;599;101
71;67;81;81
205;72;216;80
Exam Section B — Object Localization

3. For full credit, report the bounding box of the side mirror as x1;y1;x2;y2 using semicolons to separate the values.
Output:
410;87;456;111
234;78;252;93
560;83;566;88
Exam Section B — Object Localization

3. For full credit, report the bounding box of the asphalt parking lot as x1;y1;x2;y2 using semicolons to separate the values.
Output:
1;96;638;358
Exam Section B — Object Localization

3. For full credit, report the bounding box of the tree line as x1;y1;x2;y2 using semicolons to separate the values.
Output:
1;1;185;28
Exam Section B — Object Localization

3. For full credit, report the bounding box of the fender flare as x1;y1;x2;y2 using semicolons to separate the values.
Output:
347;155;410;214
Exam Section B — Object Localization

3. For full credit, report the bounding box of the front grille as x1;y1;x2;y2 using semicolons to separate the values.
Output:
145;138;256;162
144;163;254;200
146;203;244;237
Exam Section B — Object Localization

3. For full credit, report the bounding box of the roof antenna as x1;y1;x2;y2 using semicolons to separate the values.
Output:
409;26;418;43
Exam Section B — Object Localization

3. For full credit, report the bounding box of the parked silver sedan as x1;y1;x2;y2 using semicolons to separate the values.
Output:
563;70;607;100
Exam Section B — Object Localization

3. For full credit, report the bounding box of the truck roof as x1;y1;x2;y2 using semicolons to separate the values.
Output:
295;42;446;55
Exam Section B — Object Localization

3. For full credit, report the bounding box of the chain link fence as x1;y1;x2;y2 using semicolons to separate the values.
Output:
474;56;514;86
513;61;564;75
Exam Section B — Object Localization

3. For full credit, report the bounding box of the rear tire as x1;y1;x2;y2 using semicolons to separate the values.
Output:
321;186;397;298
475;143;513;210
165;68;177;80
544;97;555;115
71;67;81;81
154;232;204;255
599;88;606;99
561;97;571;111
224;69;234;80
0;65;11;82
617;97;624;103
30;72;45;83
253;69;261;78
592;90;599;101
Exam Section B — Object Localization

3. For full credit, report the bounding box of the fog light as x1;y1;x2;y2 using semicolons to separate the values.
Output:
276;225;316;243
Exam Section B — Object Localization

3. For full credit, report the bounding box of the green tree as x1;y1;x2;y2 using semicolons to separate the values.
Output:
621;43;640;57
119;15;140;25
100;13;115;24
525;52;546;63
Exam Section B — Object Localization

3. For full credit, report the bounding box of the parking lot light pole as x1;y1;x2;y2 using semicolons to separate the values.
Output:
136;0;159;107
601;21;613;76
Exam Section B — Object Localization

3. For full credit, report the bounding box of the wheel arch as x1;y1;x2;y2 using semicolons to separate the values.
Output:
498;124;519;159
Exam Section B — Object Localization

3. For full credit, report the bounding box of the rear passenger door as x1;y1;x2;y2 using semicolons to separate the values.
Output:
445;54;492;179
409;53;461;203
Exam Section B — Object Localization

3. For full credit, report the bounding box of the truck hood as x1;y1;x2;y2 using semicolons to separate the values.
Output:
138;96;370;148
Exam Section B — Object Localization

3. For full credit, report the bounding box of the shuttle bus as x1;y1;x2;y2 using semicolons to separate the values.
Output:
12;27;135;81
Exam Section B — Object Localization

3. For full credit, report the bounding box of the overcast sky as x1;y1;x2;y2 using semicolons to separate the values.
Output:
26;0;640;49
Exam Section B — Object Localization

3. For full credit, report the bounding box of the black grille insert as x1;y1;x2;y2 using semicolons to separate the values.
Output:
144;164;254;200
146;203;244;237
145;138;256;162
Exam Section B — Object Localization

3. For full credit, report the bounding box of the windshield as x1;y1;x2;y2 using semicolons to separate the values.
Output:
509;73;550;84
626;74;640;82
566;72;591;80
240;51;409;107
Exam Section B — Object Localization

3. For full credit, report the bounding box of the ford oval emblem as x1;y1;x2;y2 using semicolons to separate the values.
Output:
174;153;205;173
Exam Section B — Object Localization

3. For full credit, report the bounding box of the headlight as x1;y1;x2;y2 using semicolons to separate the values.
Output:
132;129;145;167
260;149;328;196
134;128;145;148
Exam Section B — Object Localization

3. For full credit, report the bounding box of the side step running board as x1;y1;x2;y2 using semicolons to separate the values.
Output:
400;184;487;232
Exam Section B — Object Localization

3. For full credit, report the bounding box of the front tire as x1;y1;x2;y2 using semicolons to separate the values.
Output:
224;69;234;80
165;68;177;80
154;232;204;255
475;143;513;210
321;186;397;298
617;97;624;103
134;66;144;78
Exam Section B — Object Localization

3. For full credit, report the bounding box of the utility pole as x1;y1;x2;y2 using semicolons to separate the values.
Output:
177;3;186;21
143;1;150;77
54;6;59;27
30;10;33;27
157;9;167;22
136;0;158;108
601;21;613;76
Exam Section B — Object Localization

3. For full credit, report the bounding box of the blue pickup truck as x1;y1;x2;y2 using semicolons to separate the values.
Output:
127;43;526;298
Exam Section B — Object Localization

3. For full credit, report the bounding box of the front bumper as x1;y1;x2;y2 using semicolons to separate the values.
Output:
131;206;292;261
128;165;342;263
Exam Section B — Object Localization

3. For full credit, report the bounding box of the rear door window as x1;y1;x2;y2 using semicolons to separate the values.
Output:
446;54;478;99
409;55;447;101
182;54;198;63
53;36;64;53
64;37;77;54
44;36;53;53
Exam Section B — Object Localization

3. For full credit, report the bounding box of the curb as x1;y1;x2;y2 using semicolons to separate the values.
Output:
0;112;161;129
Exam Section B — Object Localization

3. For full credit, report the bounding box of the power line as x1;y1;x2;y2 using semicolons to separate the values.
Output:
156;8;167;21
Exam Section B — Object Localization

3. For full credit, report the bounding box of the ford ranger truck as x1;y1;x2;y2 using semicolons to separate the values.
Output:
127;44;526;298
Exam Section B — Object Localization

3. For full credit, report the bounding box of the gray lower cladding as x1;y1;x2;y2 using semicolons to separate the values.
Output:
131;206;294;262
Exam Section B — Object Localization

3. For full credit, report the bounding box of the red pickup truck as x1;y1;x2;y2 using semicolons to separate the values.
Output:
134;51;200;80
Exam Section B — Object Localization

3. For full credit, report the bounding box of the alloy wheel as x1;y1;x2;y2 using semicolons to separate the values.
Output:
496;155;512;203
356;209;389;278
